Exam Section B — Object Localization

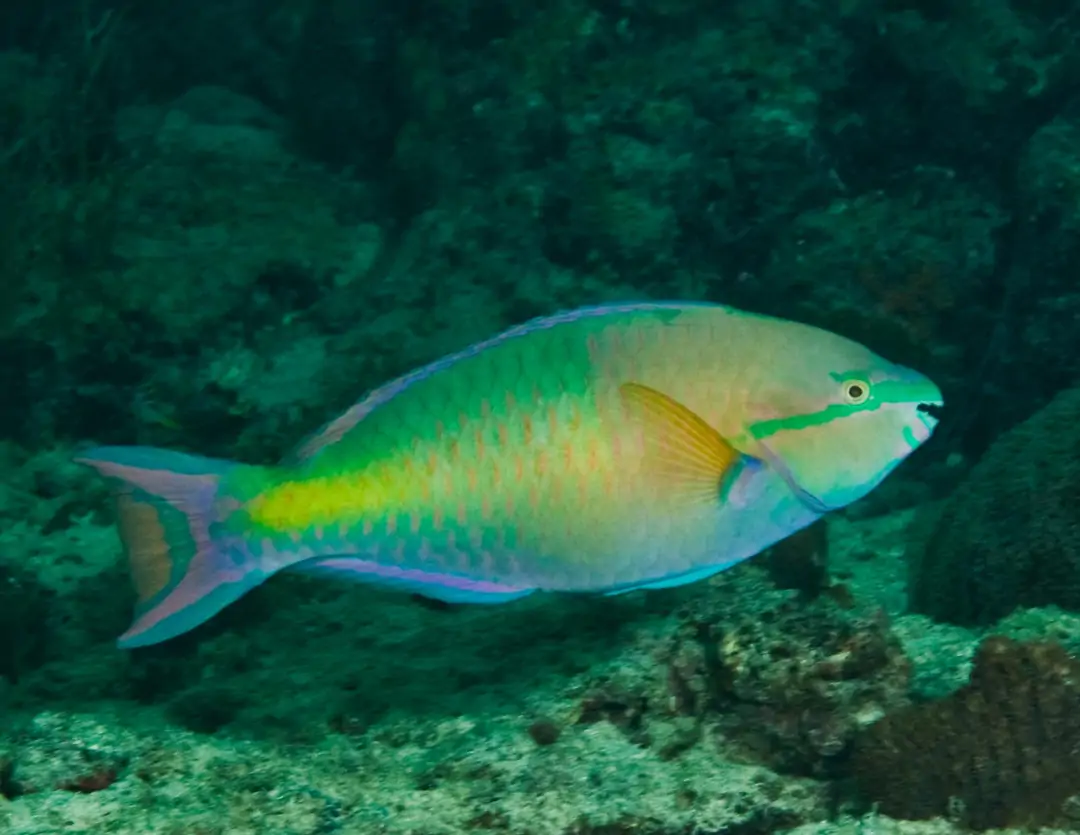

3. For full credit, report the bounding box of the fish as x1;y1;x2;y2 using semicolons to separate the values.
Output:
76;301;943;648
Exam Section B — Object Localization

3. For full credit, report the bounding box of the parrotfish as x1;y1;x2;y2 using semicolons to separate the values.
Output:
77;302;943;648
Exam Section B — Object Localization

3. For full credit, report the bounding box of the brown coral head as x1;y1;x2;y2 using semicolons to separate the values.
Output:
853;635;1080;830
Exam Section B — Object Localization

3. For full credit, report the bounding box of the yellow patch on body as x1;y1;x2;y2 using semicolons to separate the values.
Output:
248;474;382;530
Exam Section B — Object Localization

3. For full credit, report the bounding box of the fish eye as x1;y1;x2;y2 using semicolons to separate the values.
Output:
841;379;870;405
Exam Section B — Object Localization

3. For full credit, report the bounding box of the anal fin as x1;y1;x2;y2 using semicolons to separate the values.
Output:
602;564;727;595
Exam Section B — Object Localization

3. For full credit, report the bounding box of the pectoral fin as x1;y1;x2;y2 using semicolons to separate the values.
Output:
619;381;760;506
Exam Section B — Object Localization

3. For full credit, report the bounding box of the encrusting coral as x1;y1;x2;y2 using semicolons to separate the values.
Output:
853;635;1080;830
907;386;1080;625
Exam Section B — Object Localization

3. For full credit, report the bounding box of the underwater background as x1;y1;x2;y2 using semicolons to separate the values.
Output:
3;0;1080;832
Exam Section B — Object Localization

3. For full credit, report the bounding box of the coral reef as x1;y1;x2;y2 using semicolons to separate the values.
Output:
853;635;1080;830
1012;104;1080;404
0;561;51;684
670;595;911;779
2;712;128;798
0;703;830;834
877;0;1080;115
907;385;1080;625
3;0;1080;832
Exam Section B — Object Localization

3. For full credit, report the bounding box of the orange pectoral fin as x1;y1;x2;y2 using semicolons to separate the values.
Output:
619;381;748;506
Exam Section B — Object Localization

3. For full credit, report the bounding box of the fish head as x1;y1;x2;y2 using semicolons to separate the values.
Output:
745;328;944;513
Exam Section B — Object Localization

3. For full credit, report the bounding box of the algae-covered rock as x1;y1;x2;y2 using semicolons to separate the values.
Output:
0;562;51;684
1011;108;1080;405
878;1;1080;115
907;386;1080;625
670;595;912;779
2;712;131;798
853;636;1080;830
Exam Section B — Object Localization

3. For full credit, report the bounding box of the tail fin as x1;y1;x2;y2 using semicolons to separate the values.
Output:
75;446;272;649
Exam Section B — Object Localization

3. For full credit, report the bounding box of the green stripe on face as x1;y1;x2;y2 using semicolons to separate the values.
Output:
750;403;862;439
748;379;931;441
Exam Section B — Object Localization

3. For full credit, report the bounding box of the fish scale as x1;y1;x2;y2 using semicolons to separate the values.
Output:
76;301;943;648
318;322;609;576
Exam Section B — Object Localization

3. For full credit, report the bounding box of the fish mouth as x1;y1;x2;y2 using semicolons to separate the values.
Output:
917;401;944;420
916;400;944;433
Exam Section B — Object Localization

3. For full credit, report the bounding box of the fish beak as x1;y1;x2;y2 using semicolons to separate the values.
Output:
916;401;944;433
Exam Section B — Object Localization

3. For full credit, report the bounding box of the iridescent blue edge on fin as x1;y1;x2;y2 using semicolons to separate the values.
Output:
602;564;728;596
74;446;273;649
289;557;536;604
